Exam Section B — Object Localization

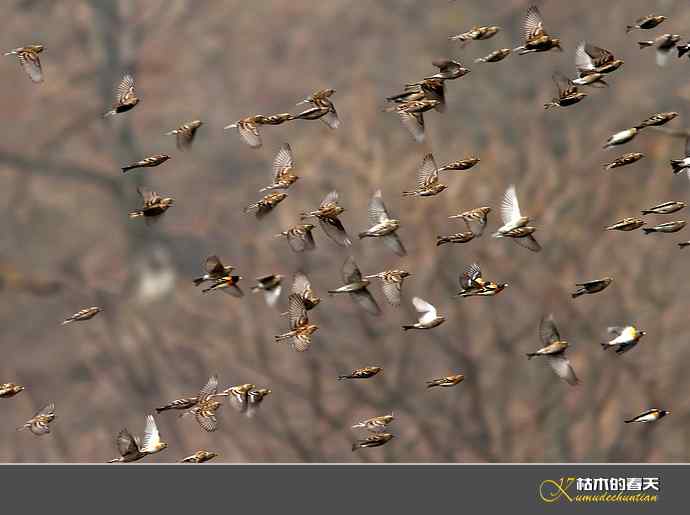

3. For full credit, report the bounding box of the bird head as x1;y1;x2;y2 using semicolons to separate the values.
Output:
400;271;411;279
638;330;647;338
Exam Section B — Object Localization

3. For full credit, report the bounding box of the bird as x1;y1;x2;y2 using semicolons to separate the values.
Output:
670;136;690;174
624;409;670;423
289;105;331;122
275;223;316;252
337;366;382;380
679;241;690;249
605;217;645;231
4;44;44;83
638;34;680;66
246;388;272;418
251;274;284;307
223;115;269;148
642;201;686;215
218;383;256;414
603;153;645;170
493;185;541;251
201;273;244;296
526;315;579;386
642;220;687;234
156;397;199;414
602;326;646;354
61;306;102;325
165;120;203;151
636;112;678;130
0;383;25;398
300;190;351;247
402;153;447;197
274;294;319;352
180;451;218;463
402;297;445;331
328;256;381;316
436;232;476;246
128;187;175;222
450;25;500;44
364;270;411;307
438;158;480;172
351;414;394;433
626;15;666;33
385;99;440;143
296;88;340;129
358;190;406;256
181;375;222;432
426;374;465;388
402;78;446;112
544;73;587;109
426;58;470;80
282;271;320;314
574;42;623;85
455;262;507;297
121;154;170;173
193;255;235;287
103;74;139;117
260;143;298;191
244;192;287;219
571;277;613;298
17;402;56;435
677;43;690;58
513;5;562;55
448;206;491;236
603;128;639;149
352;432;394;451
474;48;512;63
107;415;167;462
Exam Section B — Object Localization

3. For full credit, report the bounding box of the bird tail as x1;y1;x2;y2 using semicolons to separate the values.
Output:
679;46;690;58
192;277;206;286
164;129;178;136
544;102;558;110
3;50;17;56
61;319;73;325
274;333;292;342
103;109;116;118
223;123;237;130
601;342;610;350
337;375;348;381
670;160;687;174
128;210;144;219
641;210;652;215
351;423;365;429
436;236;450;246
121;166;134;173
525;353;537;360
402;325;414;331
512;45;525;53
625;25;635;34
678;242;690;249
401;191;416;197
571;289;585;299
624;419;634;424
351;443;359;452
642;228;655;234
638;41;653;49
474;57;486;63
358;232;370;239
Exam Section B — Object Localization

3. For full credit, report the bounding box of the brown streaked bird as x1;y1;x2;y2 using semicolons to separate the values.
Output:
62;306;102;325
0;383;24;398
427;58;470;80
180;451;218;463
449;206;491;236
402;153;447;197
402;297;445;331
603;128;639;149
156;397;199;414
337;366;383;380
17;402;56;435
108;415;167;462
181;375;222;432
386;84;426;105
544;73;586;109
244;191;287;219
128;187;174;222
436;232;476;246
638;34;681;66
246;388;271;418
405;78;446;112
636;111;678;130
513;5;562;55
359;190;406;256
223;115;266;148
642;201;686;215
438;158;480;172
603;152;645;170
450;25;500;44
300;190;351;247
643;220;687;234
475;48;512;63
103;74;139;117
328;256;381;316
274;294;319;352
165;120;203;151
251;274;284;307
426;374;465;388
284;271;320;313
625;409;670;424
193;255;234;287
605;217;645;231
364;269;411;307
201;273;243;297
275;223;316;253
217;383;256;414
260;143;298;192
456;262;507;298
290;105;330;122
4;44;44;83
352;432;394;452
121;153;170;173
526;315;579;386
626;15;666;33
574;41;623;84
352;414;394;433
297;88;340;129
385;99;440;143
571;277;613;298
602;325;646;355
259;113;294;125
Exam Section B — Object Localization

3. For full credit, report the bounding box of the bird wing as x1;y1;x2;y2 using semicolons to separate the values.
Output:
382;233;407;257
522;5;545;41
381;279;403;307
607;326;625;338
413;297;437;324
320;105;341;129
398;110;425;143
287;231;308;252
464;211;487;236
351;289;382;316
460;263;482;289
320;190;339;209
342;255;363;284
547;355;579;386
539;315;561;345
417;153;439;188
116;74;135;104
195;412;218;432
500;185;522;225
575;41;595;72
292;271;311;297
36;402;55;418
18;50;43;83
319;217;351;247
205;255;225;275
512;234;542;252
140;415;161;453
117;428;139;456
585;43;614;65
198;374;219;401
288;294;308;329
292;333;312;352
368;189;390;226
272;143;294;182
238;122;262;148
265;285;282;307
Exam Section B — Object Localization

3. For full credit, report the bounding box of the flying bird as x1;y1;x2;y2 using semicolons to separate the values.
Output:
402;297;445;330
121;154;170;174
427;58;470;80
352;432;394;451
402;153;447;197
296;88;340;129
128;188;174;222
274;294;319;351
201;273;243;296
642;220;687;234
625;409;670;423
436;232;476;246
17;402;56;435
385;99;440;143
4;44;44;83
670;136;690;174
605;217;645;231
180;451;218;463
438;157;480;172
602;326;646;354
641;201;686;215
493;185;541;251
364;270;411;307
301;190;351;247
217;383;256;414
636;112;678;130
359;190;406;256
193;255;235;287
62;306;102;325
108;415;167;462
223;115;269;148
638;34;680;66
450;25;500;44
251;274;284;307
571;277;612;298
244;192;287;219
275;223;316;253
603;153;645;171
103;74;139;117
603;128;639;149
351;414;394;433
181;375;222;432
260;143;298;191
0;383;24;398
448;206;491;236
513;5;562;55
474;48;512;63
328;256;381;316
526;315;579;386
626;15;666;33
544;73;587;109
337;366;383;380
165;120;203;151
426;374;465;388
246;388;271;418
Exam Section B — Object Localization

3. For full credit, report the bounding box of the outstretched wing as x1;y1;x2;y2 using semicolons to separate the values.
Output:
548;355;579;386
368;190;390;226
412;297;437;324
18;50;43;83
273;143;294;182
238;122;262;148
205;255;225;275
117;428;139;456
319;217;351;247
539;315;561;345
342;256;362;284
382;233;406;257
522;5;545;41
140;415;161;453
320;190;339;209
398;110;425;143
501;185;522;225
351;289;381;316
288;294;308;329
381;280;403;307
512;234;542;252
575;41;594;72
292;271;311;296
417;153;439;188
198;374;219;401
116;74;135;104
